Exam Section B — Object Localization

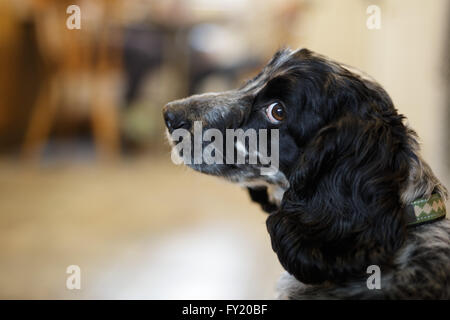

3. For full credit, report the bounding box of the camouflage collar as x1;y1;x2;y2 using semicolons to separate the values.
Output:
406;193;446;227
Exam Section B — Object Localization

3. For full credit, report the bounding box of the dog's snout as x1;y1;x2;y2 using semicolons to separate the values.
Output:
163;104;191;133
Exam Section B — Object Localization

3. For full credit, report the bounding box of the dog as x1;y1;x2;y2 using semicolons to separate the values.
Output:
163;48;450;299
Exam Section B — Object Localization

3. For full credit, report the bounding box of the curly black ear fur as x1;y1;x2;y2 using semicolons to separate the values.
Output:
267;115;413;284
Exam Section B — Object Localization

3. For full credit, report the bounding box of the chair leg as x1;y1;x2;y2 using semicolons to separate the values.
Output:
90;77;120;160
21;77;58;161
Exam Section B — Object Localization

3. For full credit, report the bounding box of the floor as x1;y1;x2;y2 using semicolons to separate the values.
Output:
0;156;283;299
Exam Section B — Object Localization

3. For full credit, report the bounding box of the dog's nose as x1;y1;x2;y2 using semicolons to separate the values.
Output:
163;104;190;133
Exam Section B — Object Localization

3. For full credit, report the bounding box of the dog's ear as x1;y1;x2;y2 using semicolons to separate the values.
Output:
267;115;411;284
247;187;278;213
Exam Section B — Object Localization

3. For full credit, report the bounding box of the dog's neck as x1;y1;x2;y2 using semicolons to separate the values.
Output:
240;171;290;206
400;141;448;206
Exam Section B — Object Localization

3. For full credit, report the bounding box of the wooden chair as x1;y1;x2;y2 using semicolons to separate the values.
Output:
22;0;122;161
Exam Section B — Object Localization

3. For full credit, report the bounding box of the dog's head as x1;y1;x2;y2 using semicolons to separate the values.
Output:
163;48;415;284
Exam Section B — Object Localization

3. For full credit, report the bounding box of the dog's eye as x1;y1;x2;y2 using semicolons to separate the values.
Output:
265;102;285;123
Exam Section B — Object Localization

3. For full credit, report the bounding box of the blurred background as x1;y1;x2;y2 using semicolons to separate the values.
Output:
0;0;449;299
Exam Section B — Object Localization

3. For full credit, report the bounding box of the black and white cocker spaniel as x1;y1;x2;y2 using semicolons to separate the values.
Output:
163;48;450;299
